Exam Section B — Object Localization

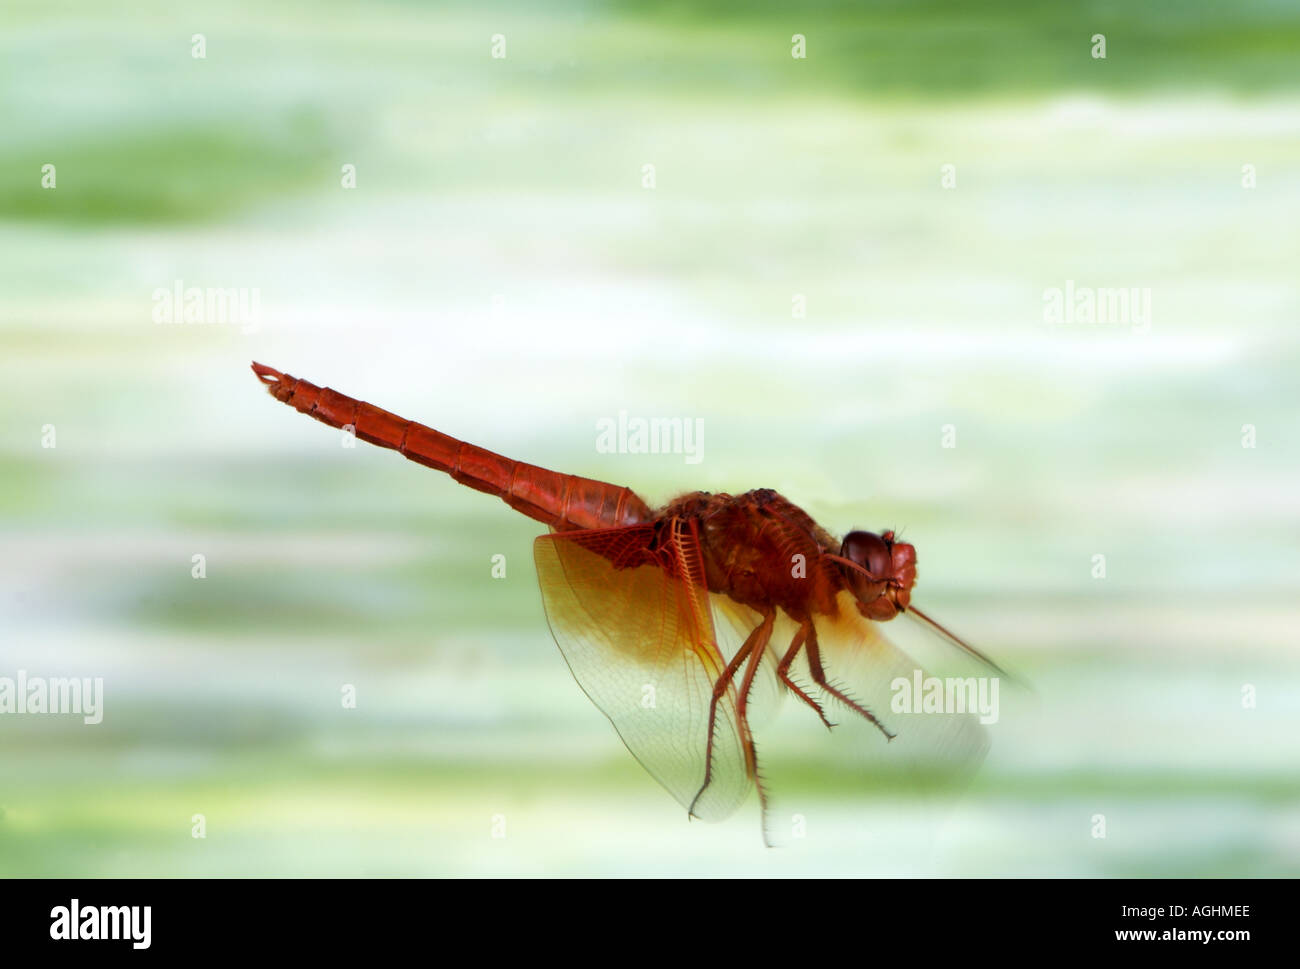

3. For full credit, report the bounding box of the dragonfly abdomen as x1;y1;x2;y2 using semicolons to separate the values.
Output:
252;363;650;530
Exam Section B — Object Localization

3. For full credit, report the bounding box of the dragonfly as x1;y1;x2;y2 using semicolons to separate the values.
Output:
251;362;1008;842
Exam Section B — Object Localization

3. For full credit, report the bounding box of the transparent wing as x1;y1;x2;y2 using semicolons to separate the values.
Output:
533;521;757;822
710;595;784;731
798;591;991;771
751;593;991;846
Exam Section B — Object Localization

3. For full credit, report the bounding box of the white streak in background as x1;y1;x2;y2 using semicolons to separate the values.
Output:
1041;96;1300;136
0;532;432;568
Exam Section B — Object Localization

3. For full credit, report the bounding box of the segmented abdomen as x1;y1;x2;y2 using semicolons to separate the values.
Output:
252;363;651;531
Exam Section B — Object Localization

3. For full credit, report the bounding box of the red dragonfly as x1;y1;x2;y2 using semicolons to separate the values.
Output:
252;362;1006;841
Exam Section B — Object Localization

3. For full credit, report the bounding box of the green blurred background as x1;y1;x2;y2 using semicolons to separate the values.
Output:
2;0;1298;875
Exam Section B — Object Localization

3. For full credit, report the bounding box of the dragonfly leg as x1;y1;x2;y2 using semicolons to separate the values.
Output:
735;619;773;827
689;609;774;819
776;624;837;730
802;619;896;741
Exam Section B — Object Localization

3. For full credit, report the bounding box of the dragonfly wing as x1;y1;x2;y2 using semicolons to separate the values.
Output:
533;521;755;822
804;592;990;770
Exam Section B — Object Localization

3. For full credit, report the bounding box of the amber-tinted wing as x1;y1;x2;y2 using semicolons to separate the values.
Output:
534;520;757;821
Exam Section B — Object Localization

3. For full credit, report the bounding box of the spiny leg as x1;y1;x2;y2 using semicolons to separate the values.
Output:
776;624;836;729
802;619;896;741
734;618;773;838
689;609;774;818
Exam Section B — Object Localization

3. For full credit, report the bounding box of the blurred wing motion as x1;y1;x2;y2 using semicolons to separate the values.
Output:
797;592;991;773
534;521;769;821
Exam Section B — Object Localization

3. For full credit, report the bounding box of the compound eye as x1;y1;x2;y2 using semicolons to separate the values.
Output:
840;530;892;581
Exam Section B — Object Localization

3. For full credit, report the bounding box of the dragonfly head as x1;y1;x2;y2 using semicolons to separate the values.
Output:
836;529;917;620
837;531;1018;683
